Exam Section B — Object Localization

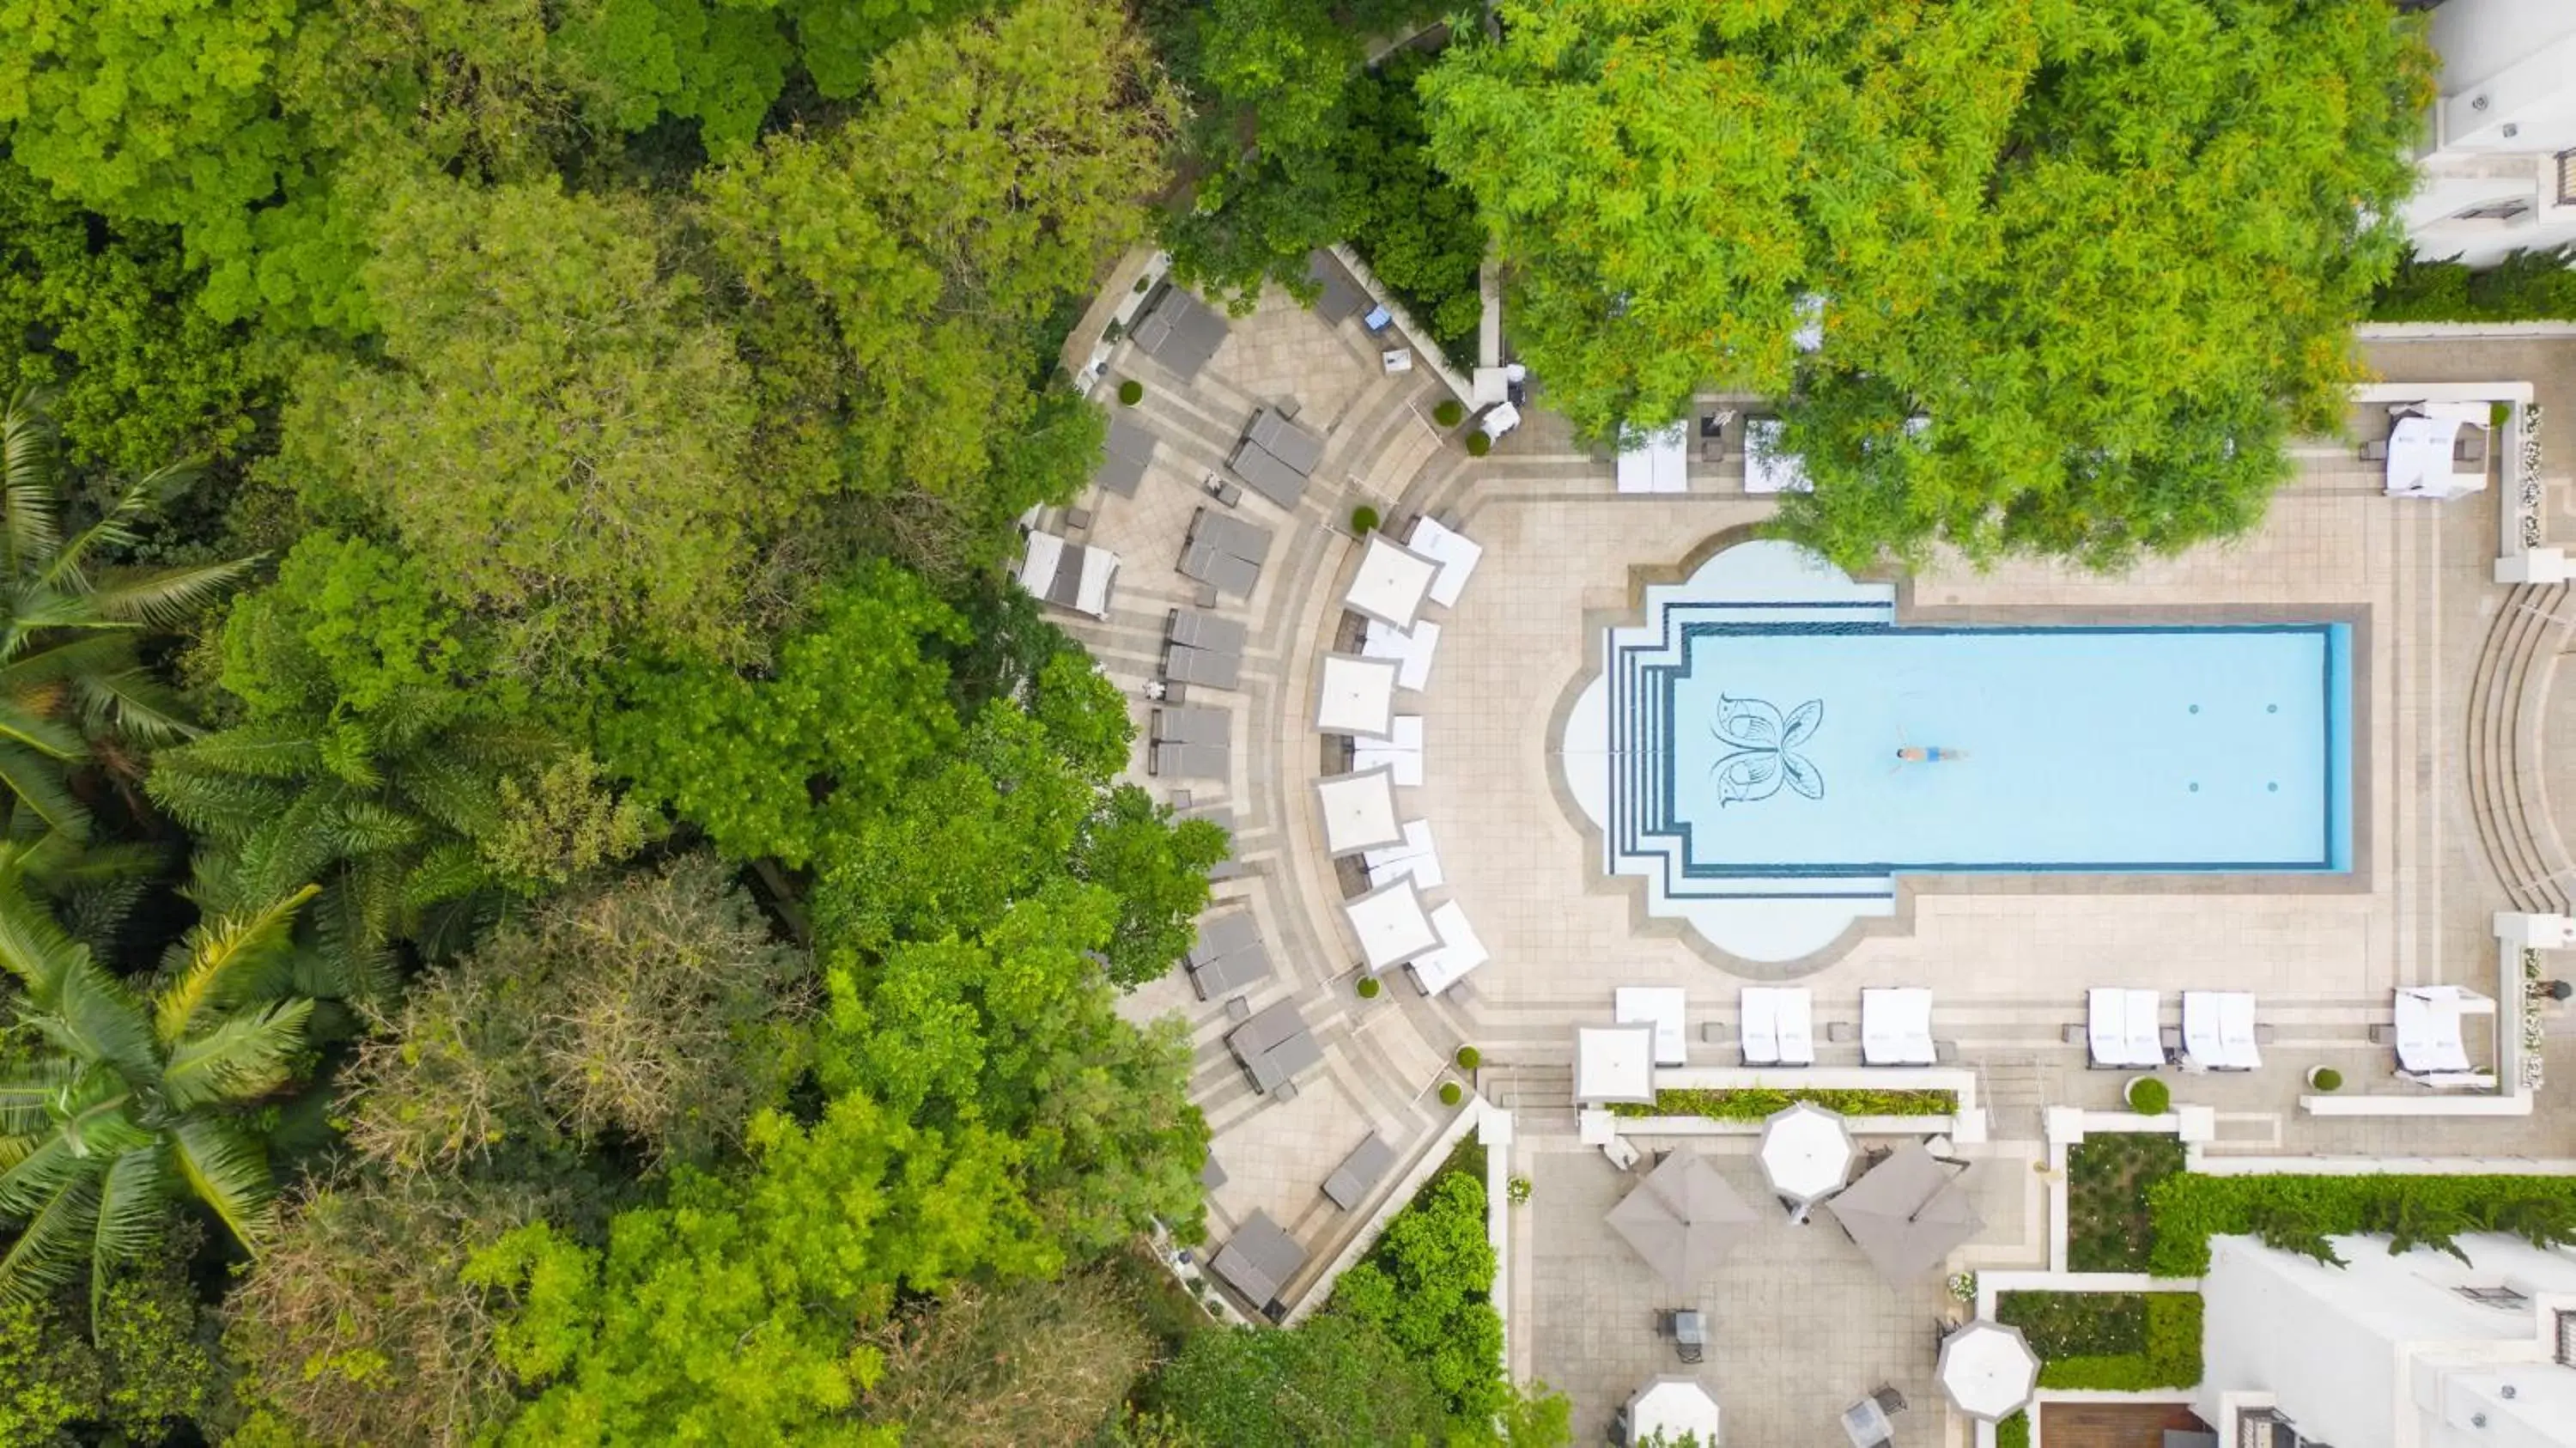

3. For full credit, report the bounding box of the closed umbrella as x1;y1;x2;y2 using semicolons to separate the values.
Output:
1939;1320;2040;1422
1757;1101;1855;1206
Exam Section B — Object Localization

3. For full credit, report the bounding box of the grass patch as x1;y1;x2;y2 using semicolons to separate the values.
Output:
1996;1291;2200;1390
2067;1132;2187;1272
1610;1087;1955;1121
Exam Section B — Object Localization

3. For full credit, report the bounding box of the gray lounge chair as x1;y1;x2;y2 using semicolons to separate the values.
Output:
1229;439;1309;509
1321;1133;1397;1209
1164;642;1241;689
1169;609;1249;654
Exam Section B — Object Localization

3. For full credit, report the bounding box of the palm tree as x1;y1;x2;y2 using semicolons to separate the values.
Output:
2;384;257;843
0;867;325;1312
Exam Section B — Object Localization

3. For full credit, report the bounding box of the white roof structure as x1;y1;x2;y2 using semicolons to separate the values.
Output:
1314;768;1406;857
1939;1320;2040;1422
1361;618;1441;691
1344;534;1441;628
1574;1025;1656;1105
1758;1101;1855;1205
1744;417;1811;495
1614;986;1687;1067
1314;652;1400;739
1616;422;1690;494
1628;1376;1722;1442
1346;877;1440;974
1406;517;1483;607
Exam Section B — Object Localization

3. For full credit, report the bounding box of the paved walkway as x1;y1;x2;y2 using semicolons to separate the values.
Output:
1055;280;2576;1445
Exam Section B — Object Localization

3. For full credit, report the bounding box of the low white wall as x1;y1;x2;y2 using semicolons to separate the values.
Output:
2190;1155;2576;1177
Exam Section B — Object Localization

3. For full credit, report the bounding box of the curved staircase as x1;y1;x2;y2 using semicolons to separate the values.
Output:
2465;581;2576;914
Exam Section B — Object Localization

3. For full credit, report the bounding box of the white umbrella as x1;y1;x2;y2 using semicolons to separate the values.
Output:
1343;534;1440;628
1574;1025;1656;1106
1938;1320;2040;1422
1756;1101;1855;1205
1345;878;1439;973
1314;653;1400;739
1314;768;1405;856
1627;1376;1721;1443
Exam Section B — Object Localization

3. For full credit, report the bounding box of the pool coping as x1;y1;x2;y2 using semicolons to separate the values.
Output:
1546;526;2377;979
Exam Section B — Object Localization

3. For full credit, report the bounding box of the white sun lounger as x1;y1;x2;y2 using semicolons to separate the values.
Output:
1361;618;1441;691
1352;715;1423;787
2394;986;2473;1074
1860;988;1935;1067
2183;991;2262;1071
1614;986;1688;1067
1362;819;1443;891
1405;517;1484;608
1741;987;1814;1067
1408;902;1489;995
2087;989;2165;1068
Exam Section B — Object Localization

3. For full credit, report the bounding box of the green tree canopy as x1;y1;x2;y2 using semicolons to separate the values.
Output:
1423;0;2435;568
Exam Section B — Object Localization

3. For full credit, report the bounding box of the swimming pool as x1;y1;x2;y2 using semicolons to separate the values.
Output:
1565;541;2358;959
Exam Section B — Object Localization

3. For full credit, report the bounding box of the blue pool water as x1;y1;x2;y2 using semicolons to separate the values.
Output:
1657;624;2353;876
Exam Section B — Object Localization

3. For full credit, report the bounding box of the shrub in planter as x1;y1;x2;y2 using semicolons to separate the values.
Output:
1352;505;1381;533
1117;379;1143;405
2125;1077;2171;1116
1357;975;1382;999
1455;1045;1480;1070
1506;1175;1532;1206
2306;1066;2342;1092
1439;1081;1464;1107
1465;431;1492;457
1996;1414;2030;1448
1432;399;1465;428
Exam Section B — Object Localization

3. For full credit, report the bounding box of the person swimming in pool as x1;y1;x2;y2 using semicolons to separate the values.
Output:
1895;745;1967;763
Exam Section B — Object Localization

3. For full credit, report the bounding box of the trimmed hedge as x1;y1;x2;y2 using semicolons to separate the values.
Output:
2068;1132;2187;1273
1610;1087;1956;1121
1996;1413;2029;1448
1996;1291;2202;1390
2146;1172;2576;1277
2370;246;2576;323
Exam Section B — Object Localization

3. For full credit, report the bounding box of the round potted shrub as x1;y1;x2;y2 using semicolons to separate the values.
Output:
1464;431;1492;457
1432;399;1465;428
2306;1065;2343;1092
1439;1080;1464;1107
2124;1076;2171;1116
1506;1175;1533;1206
1351;505;1380;534
1455;1045;1481;1071
1117;379;1144;406
1356;975;1382;1000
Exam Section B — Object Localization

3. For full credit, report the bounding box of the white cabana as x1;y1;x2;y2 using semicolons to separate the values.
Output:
2182;990;2262;1071
1740;986;1815;1066
1014;531;1121;619
1352;715;1423;786
1362;618;1442;691
1346;877;1440;973
1861;988;1936;1067
1628;1377;1721;1443
2395;984;2474;1074
1616;421;1690;495
1314;768;1406;857
2087;988;2165;1068
1757;1101;1855;1206
2385;401;2492;500
1614;986;1687;1067
1406;517;1483;607
1344;534;1440;628
1363;818;1443;891
1938;1320;2040;1423
1575;1025;1656;1105
1315;652;1400;739
1410;901;1489;995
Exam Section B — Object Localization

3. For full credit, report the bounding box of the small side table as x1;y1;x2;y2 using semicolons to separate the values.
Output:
1839;1396;1893;1448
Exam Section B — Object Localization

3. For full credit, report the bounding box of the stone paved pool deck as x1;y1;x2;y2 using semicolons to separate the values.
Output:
1064;281;2576;1447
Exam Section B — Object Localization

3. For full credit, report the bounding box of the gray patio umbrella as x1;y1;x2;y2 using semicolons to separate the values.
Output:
1605;1151;1757;1292
1820;1141;1985;1286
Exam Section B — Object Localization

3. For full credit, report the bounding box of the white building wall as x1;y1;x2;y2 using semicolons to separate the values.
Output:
2407;0;2576;267
2196;1233;2576;1448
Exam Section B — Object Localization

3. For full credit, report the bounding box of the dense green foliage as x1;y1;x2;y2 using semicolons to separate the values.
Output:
1611;1087;1956;1120
1996;1291;2202;1390
1423;0;2435;569
2145;1173;2576;1277
1996;1411;2030;1448
2068;1132;2187;1272
1333;1171;1506;1421
2371;246;2576;322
